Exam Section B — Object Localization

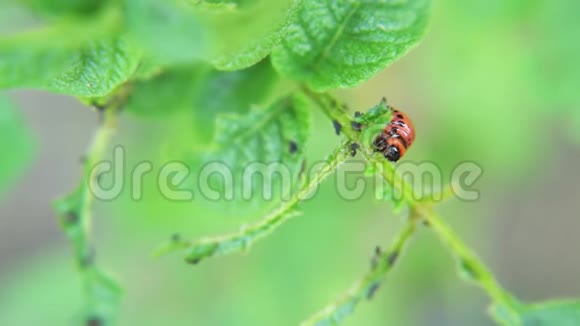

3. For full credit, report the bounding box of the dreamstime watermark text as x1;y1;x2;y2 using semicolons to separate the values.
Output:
88;146;483;203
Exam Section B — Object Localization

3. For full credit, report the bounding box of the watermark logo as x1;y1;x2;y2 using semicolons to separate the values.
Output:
88;146;483;203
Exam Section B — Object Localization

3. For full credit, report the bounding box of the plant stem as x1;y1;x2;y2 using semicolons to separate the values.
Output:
154;140;352;264
56;106;121;325
303;88;521;324
300;221;417;326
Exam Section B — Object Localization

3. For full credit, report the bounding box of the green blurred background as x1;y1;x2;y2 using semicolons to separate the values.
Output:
1;0;580;325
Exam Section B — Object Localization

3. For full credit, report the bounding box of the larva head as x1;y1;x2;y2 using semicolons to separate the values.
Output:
384;145;401;162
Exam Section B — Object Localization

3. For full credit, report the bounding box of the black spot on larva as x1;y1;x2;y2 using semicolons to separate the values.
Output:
396;114;404;119
373;136;387;151
396;121;405;126
351;120;362;131
350;143;360;157
332;120;342;135
354;111;362;118
366;282;381;300
289;141;298;154
387;251;399;266
399;136;408;149
87;316;103;326
186;257;201;265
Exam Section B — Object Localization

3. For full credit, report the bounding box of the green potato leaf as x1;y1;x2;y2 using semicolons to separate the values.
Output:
0;9;139;97
47;36;141;98
124;0;299;70
272;0;430;90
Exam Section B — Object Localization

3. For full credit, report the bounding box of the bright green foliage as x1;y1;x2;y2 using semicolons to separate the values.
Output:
4;0;580;325
205;0;300;70
126;59;276;117
47;37;141;97
125;0;298;70
124;66;206;117
124;59;277;151
22;0;106;17
194;59;277;114
0;31;82;89
123;0;209;65
188;94;311;212
0;9;129;96
272;0;430;90
192;59;278;141
0;94;33;197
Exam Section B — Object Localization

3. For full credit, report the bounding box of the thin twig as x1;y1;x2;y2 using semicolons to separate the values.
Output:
55;105;122;325
154;141;352;264
300;221;417;326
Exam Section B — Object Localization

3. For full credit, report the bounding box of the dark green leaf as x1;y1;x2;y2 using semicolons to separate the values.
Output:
186;93;311;215
123;65;207;117
192;58;278;141
0;94;34;197
125;59;277;133
272;0;430;90
22;0;107;17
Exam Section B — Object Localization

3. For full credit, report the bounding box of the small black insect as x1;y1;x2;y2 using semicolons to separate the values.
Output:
91;101;106;112
62;211;79;225
370;245;382;269
366;282;381;300
87;316;103;326
351;111;364;131
332;120;342;135
350;143;360;157
289;141;298;154
387;250;399;266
